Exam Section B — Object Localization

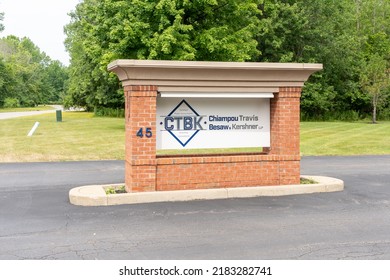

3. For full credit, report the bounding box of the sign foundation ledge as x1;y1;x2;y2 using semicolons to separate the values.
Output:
69;176;343;206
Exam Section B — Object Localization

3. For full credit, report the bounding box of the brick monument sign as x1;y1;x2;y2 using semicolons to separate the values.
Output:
108;60;322;193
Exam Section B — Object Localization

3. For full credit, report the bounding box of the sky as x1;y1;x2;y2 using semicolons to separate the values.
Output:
0;0;81;65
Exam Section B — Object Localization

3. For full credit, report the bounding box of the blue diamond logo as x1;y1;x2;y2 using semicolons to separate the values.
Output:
166;100;202;147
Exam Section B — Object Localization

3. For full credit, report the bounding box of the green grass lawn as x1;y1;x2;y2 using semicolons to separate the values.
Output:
300;121;390;155
0;112;389;162
0;105;56;113
0;112;125;162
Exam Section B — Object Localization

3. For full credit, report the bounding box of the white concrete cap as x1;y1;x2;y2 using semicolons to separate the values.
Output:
69;176;344;207
107;59;323;91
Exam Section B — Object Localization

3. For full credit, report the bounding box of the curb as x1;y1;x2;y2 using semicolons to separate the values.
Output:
69;175;344;206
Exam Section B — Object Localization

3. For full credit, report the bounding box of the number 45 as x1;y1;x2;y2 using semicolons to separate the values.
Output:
136;128;152;138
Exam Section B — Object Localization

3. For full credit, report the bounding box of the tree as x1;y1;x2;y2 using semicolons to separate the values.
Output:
0;36;68;107
256;0;310;63
293;0;389;120
64;0;390;120
64;0;262;110
360;55;390;123
357;0;390;122
0;36;46;106
0;12;6;105
43;60;69;103
0;57;12;106
0;12;4;33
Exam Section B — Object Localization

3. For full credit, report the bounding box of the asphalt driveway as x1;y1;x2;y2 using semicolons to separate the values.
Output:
0;105;63;120
0;156;389;259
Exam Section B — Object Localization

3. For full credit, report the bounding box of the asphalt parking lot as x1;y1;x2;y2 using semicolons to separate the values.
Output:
0;155;389;259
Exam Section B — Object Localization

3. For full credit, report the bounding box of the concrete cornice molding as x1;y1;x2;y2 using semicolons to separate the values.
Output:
108;59;322;71
108;59;323;91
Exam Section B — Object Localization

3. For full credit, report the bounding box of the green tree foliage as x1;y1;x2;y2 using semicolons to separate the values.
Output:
0;36;68;107
0;12;6;101
0;12;4;33
64;0;262;109
3;97;20;108
256;0;389;120
256;0;309;63
44;60;69;103
357;0;390;121
64;0;390;120
361;30;390;123
360;54;390;123
302;0;370;118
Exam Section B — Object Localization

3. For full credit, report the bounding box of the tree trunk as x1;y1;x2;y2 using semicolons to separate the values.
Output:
372;104;377;124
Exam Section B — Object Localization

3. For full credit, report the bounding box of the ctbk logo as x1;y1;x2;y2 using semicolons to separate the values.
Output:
161;100;205;147
164;116;204;131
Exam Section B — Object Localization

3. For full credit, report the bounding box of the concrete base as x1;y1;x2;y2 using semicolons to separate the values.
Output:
69;176;344;206
69;176;344;207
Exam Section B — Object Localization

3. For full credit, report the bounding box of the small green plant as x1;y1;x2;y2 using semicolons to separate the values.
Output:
105;185;126;195
3;97;20;108
105;187;116;195
300;178;318;184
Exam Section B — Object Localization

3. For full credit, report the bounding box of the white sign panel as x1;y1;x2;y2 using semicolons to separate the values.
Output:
156;97;271;150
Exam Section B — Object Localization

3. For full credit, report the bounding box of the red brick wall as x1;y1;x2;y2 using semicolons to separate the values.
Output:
124;86;157;192
156;155;299;191
270;87;302;185
270;87;301;156
124;86;302;192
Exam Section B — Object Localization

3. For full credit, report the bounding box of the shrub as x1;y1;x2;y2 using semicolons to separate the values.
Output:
3;97;20;108
300;110;361;122
378;108;390;121
94;107;125;118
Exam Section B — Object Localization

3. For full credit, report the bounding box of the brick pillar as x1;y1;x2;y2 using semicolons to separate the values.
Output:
270;87;302;184
124;85;157;192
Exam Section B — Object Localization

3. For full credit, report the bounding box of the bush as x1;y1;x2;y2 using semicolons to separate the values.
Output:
94;107;125;118
301;82;338;119
334;110;360;121
378;108;390;121
300;110;361;122
3;97;20;108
